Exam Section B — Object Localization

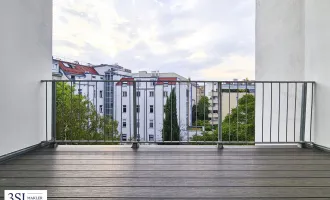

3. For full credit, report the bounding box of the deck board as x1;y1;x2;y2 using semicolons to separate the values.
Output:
0;145;330;199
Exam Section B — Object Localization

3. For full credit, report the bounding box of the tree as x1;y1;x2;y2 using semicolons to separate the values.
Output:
162;88;180;142
55;82;119;143
191;104;197;124
192;94;255;142
197;96;210;121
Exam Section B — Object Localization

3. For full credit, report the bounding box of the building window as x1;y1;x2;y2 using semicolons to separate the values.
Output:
92;75;96;79
99;105;103;113
78;89;82;95
164;91;168;97
137;105;140;113
122;134;127;141
123;105;127;113
122;119;127;128
100;77;104;80
150;105;154;113
123;82;127;87
149;91;154;97
100;90;103;98
149;134;154;141
137;91;140;97
149;120;154;128
122;91;127;97
164;82;168;87
150;82;155;86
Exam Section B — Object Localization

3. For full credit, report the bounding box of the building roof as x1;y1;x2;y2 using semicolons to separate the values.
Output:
116;78;135;86
156;77;178;85
116;77;180;86
57;60;99;76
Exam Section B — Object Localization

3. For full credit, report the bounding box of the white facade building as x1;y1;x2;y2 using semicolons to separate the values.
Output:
52;59;132;119
115;71;197;142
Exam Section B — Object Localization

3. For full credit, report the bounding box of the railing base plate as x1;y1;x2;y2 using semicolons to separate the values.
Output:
131;142;139;149
217;144;224;149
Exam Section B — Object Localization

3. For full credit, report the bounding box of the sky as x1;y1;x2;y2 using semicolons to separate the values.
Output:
53;0;255;80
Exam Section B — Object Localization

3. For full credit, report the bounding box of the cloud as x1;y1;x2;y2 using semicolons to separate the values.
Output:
53;0;255;80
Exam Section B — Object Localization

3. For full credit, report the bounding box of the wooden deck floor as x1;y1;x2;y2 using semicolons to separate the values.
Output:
1;145;330;199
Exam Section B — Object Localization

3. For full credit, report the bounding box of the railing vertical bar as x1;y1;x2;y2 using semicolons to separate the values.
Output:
62;82;65;142
112;82;115;142
294;83;297;142
120;83;123;144
179;81;181;142
309;83;314;143
270;83;273;143
154;81;156;143
171;83;173;142
96;82;98;143
132;81;138;148
211;82;214;140
70;81;73;143
203;82;206;143
236;82;239;142
51;82;57;143
195;82;198;140
46;82;48;142
162;84;164;141
286;83;289;143
278;83;280;142
87;81;90;143
217;82;223;148
262;83;264;143
137;81;140;142
229;83;231;142
78;82;81;143
146;82;148;142
300;83;308;144
129;81;132;142
245;82;248;144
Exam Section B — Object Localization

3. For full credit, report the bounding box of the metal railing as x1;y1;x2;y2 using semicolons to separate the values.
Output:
41;80;315;147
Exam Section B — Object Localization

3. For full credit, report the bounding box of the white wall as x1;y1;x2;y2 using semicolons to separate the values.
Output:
0;0;52;156
256;0;330;148
304;0;330;148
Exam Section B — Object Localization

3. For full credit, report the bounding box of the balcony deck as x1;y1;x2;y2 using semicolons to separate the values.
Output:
0;145;330;199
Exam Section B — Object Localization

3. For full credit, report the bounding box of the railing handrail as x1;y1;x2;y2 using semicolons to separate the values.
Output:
41;80;316;83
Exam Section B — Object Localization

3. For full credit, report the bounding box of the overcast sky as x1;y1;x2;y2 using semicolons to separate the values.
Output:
53;0;255;80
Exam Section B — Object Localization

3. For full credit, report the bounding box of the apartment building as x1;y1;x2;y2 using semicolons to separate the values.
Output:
115;71;197;142
52;59;132;119
208;81;255;125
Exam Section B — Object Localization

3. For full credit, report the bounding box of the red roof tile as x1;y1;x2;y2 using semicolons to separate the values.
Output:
58;61;99;75
156;77;177;85
116;78;134;86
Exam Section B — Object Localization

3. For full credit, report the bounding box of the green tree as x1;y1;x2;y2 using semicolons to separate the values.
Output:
195;120;212;131
162;88;180;142
191;104;197;124
197;96;210;121
192;94;255;142
55;82;119;143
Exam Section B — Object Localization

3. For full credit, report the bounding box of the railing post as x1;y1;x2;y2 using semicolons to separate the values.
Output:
132;81;139;149
299;83;307;148
217;82;223;149
51;81;57;148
